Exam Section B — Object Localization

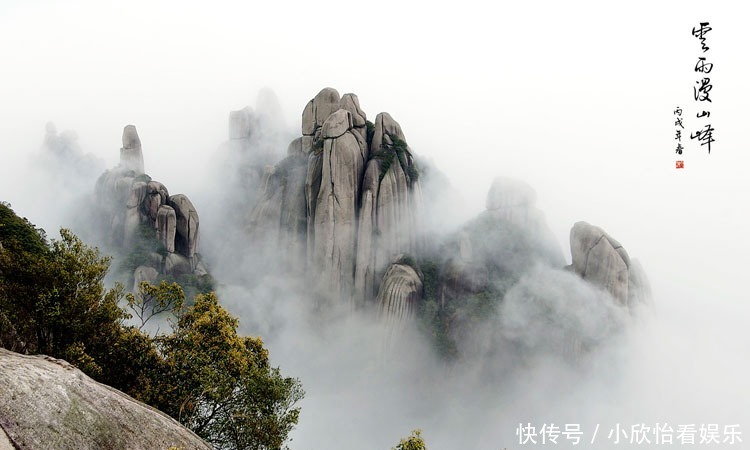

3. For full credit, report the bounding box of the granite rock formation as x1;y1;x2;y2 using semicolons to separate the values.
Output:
0;348;211;450
93;126;207;290
244;88;422;305
234;89;652;359
377;256;424;345
569;221;652;309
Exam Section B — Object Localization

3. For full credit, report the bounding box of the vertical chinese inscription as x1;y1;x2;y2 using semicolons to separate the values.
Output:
689;22;715;154
674;107;684;168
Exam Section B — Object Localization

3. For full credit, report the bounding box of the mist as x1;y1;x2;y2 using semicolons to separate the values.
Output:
1;1;749;449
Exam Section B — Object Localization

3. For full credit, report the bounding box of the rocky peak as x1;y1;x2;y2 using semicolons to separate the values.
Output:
119;125;144;175
93;127;207;291
243;88;422;306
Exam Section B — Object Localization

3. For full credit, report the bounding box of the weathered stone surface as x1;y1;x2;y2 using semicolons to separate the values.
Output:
126;181;148;208
377;258;423;349
353;166;378;306
157;205;176;253
144;181;169;224
287;136;303;157
570;221;633;306
313;87;340;128
120;125;144;174
370;112;405;158
377;259;423;322
300;135;314;154
354;112;422;305
340;93;366;127
0;348;211;450
167;194;199;259
321;109;353;139
132;265;159;291
310;111;365;299
302;100;315;136
0;426;12;450
88;126;207;289
164;252;192;276
305;149;323;267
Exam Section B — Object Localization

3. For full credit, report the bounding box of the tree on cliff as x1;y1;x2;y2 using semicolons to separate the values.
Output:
153;291;304;450
0;201;303;450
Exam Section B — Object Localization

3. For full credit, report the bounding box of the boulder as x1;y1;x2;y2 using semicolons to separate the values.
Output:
340;93;366;128
132;265;159;292
376;258;424;351
569;221;651;308
302;87;341;136
164;252;192;276
377;259;423;323
0;348;211;450
157;205;176;253
321;109;353;139
167;194;199;259
119;125;144;174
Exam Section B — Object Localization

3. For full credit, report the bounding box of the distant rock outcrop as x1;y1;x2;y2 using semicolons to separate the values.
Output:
568;221;651;309
233;89;652;358
93;126;208;290
0;348;211;450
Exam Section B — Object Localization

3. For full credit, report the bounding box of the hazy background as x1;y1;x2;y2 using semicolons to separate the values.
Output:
1;1;748;449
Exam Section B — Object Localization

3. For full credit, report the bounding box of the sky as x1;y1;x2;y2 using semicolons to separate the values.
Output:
1;1;748;449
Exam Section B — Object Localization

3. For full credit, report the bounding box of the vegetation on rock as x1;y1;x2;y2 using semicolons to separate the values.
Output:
393;429;428;450
0;202;303;450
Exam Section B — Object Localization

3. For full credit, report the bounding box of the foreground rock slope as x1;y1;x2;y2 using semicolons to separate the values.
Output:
0;348;211;450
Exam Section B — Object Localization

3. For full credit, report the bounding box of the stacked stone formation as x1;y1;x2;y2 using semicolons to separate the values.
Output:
94;125;204;290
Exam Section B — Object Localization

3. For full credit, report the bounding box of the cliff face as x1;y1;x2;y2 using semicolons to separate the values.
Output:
243;88;422;306
0;348;211;450
93;126;208;290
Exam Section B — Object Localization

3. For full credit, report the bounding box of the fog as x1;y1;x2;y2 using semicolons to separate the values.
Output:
1;1;749;449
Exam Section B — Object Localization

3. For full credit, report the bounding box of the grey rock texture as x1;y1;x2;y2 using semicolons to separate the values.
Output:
244;88;423;307
0;348;211;450
93;126;207;289
167;194;199;261
234;88;654;358
132;265;159;291
377;258;423;325
309;109;367;300
247;152;309;273
119;125;144;175
340;93;367;140
569;221;651;308
157;205;177;253
354;112;422;306
376;258;424;352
